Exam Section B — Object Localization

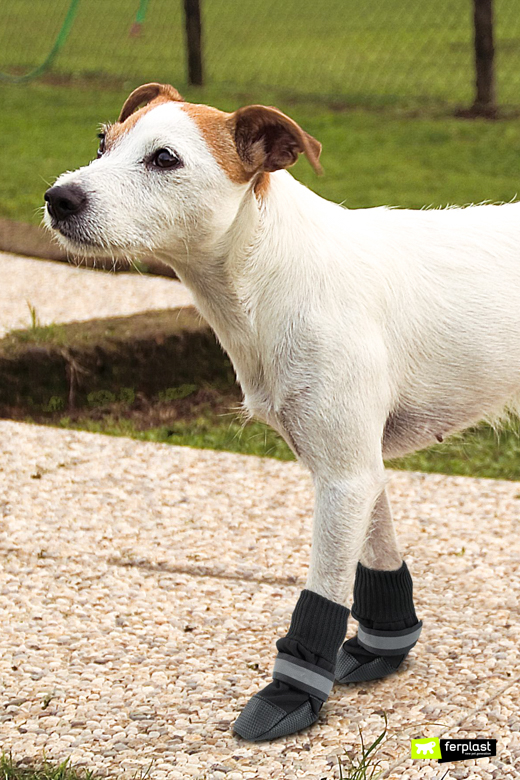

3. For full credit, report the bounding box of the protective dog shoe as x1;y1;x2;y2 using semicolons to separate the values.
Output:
335;624;422;683
233;675;325;741
335;561;422;685
233;589;349;742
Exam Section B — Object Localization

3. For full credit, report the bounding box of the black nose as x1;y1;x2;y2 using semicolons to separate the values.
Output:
44;184;87;222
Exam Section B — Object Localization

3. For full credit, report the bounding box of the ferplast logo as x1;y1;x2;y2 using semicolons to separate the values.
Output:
411;737;497;762
411;737;442;760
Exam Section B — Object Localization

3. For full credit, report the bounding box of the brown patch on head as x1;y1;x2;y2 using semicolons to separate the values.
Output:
181;103;251;184
182;102;322;196
103;84;322;198
106;82;183;148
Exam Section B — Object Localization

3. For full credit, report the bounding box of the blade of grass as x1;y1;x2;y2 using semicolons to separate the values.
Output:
337;715;387;780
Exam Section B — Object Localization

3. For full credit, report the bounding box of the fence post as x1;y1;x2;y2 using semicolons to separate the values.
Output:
471;0;496;116
183;0;203;86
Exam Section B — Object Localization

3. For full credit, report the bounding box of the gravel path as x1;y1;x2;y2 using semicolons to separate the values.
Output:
0;252;193;336
0;420;518;779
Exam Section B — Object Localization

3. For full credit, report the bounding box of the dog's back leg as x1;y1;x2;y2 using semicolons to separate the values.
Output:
336;488;423;684
360;488;401;571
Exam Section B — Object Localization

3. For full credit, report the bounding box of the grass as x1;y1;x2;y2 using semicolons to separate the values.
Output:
1;309;519;478
389;421;520;480
1;304;519;477
2;5;520;221
0;754;95;780
51;410;520;481
338;718;387;780
57;412;296;461
2;0;520;107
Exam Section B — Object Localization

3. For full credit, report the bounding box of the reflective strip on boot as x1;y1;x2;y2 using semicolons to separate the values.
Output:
272;653;335;702
357;621;423;657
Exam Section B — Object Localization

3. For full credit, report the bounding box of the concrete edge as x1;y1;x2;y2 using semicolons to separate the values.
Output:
0;218;177;278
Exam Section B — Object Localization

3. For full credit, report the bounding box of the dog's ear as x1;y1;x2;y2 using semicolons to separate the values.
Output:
118;83;183;123
229;105;322;175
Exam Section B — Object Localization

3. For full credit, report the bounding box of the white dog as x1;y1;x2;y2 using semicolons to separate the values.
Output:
44;83;520;741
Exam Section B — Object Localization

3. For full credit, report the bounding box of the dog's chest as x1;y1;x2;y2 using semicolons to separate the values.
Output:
185;269;311;444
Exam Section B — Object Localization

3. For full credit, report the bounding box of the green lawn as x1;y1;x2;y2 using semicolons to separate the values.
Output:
2;0;520;106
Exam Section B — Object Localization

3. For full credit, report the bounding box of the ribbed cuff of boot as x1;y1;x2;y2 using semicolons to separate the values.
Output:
351;562;417;625
280;589;349;664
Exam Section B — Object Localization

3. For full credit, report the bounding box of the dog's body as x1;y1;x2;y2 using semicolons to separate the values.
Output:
44;84;519;737
182;171;520;462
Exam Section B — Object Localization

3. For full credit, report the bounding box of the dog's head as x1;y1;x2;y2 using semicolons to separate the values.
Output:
44;83;322;261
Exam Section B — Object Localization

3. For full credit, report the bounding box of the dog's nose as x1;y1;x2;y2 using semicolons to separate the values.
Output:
44;184;87;221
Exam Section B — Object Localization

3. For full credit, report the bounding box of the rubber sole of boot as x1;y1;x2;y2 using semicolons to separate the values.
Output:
233;695;318;741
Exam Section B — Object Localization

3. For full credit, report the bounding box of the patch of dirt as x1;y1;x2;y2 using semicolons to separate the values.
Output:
0;309;238;424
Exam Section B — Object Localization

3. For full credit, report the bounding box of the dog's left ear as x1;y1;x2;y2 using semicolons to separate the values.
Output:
118;83;184;123
229;105;322;175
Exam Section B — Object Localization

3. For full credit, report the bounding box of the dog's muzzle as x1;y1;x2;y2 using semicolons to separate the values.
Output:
44;183;87;225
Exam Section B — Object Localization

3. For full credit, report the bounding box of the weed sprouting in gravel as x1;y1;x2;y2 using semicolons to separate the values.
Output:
0;753;95;780
337;716;387;780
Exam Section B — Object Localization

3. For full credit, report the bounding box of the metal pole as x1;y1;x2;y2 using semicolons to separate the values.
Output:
471;0;496;116
184;0;203;86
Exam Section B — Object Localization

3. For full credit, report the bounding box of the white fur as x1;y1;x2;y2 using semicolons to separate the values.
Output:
46;101;520;604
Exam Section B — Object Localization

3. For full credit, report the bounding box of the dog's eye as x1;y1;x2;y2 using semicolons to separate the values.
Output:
152;148;182;169
97;133;106;158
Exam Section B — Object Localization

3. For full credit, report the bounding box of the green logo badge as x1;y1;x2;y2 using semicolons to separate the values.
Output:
411;738;442;760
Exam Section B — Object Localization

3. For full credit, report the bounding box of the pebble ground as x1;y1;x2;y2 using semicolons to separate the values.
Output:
0;420;518;779
0;252;193;336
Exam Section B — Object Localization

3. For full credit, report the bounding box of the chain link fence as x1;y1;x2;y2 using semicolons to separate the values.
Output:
1;0;520;109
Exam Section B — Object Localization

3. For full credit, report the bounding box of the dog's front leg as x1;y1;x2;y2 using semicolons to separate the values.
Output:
234;433;386;742
336;488;423;685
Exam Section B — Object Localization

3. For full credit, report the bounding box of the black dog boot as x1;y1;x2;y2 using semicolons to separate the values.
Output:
234;589;349;741
336;561;422;684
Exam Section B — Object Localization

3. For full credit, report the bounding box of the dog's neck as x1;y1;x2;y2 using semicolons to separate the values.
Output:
172;170;327;308
161;170;327;421
174;178;263;347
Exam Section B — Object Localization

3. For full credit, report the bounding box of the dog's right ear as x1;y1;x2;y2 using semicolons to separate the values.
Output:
229;105;322;175
118;83;184;123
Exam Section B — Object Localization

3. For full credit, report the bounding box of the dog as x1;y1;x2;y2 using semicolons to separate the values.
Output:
44;83;520;741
